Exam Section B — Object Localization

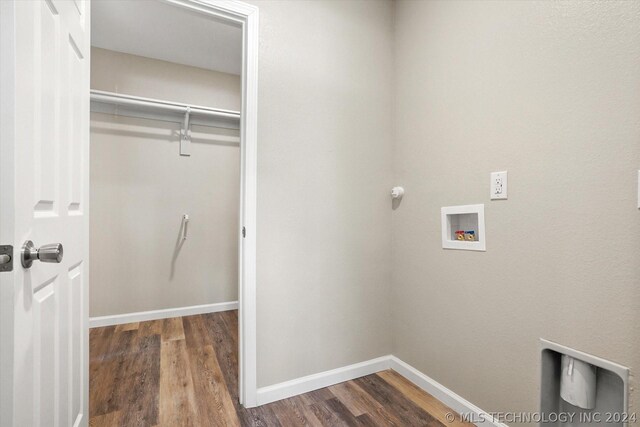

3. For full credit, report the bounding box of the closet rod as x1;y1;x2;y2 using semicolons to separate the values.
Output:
90;90;241;120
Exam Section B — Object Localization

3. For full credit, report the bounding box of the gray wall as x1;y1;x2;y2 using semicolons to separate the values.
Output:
245;0;396;388
90;48;241;317
393;0;640;415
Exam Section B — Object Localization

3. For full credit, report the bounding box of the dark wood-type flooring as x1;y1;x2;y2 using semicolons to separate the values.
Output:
89;311;470;426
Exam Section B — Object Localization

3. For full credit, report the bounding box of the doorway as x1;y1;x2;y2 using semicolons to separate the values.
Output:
87;0;257;422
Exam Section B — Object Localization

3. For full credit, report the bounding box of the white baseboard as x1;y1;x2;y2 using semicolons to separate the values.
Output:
256;354;504;427
256;356;392;406
388;356;506;427
89;301;238;328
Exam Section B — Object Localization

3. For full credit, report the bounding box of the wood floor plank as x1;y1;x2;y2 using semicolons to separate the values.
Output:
118;334;160;426
114;322;139;333
182;315;213;350
270;399;307;427
244;404;284;427
89;358;119;418
187;344;240;427
90;326;116;363
119;410;154;427
377;369;471;427
205;313;240;402
90;330;138;417
183;315;244;425
329;380;383;417
219;310;239;345
329;380;402;427
161;317;185;342
354;412;375;425
299;387;336;406
89;327;115;418
159;339;199;426
309;396;361;426
283;395;326;427
323;397;362;425
355;374;444;427
88;410;121;427
138;319;163;337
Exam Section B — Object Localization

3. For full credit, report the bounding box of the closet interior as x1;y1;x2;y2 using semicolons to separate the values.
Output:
88;1;243;424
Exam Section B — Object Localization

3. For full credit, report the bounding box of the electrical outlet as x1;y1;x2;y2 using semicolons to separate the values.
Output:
491;171;508;200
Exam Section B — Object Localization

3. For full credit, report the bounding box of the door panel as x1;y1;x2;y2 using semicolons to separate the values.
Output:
67;34;85;215
35;1;60;216
2;0;90;426
33;280;58;427
69;264;84;425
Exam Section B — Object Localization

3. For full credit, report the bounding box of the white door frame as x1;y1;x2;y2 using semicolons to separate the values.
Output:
160;0;259;408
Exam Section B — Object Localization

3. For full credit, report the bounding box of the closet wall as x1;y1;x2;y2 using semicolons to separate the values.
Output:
90;48;241;317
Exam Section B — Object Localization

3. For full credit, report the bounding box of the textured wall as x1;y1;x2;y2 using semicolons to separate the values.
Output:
245;0;396;388
393;0;640;416
90;48;241;317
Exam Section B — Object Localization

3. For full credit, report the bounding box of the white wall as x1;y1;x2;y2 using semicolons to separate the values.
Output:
393;0;640;415
90;48;241;317
245;0;396;388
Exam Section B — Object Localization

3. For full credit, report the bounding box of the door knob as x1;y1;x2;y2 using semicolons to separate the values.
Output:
21;240;63;268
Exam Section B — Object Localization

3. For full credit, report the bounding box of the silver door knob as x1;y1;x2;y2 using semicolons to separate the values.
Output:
21;240;63;268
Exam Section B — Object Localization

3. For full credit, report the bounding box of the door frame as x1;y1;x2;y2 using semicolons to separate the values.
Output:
160;0;260;407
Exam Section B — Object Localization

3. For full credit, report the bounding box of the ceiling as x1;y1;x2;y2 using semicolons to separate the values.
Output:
91;0;242;75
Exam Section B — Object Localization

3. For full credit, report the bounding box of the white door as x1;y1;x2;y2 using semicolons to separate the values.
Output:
0;1;90;426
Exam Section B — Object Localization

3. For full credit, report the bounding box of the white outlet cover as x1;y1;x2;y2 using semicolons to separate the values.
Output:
491;171;508;200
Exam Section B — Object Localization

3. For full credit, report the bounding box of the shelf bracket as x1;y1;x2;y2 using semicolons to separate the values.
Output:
180;106;191;156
